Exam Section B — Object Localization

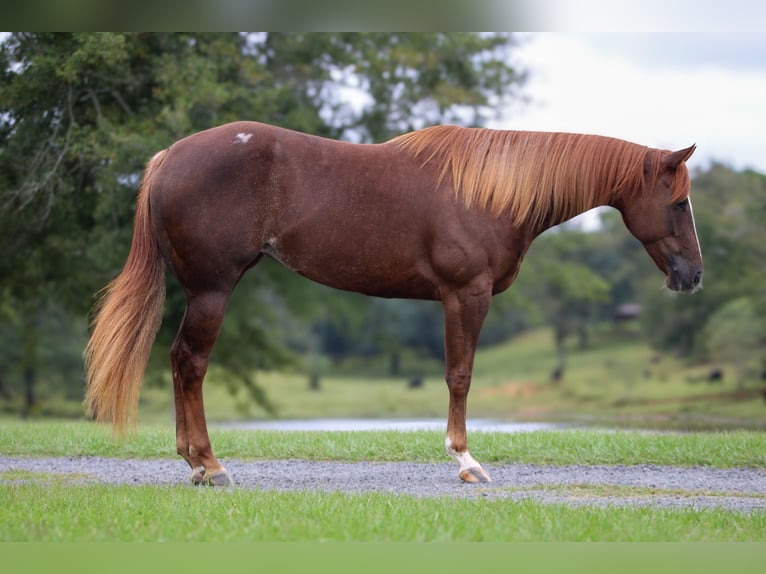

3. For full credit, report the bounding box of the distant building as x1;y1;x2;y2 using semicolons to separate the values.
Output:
613;303;641;323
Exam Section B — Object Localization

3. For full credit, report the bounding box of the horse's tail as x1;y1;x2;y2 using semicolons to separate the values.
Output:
84;149;168;433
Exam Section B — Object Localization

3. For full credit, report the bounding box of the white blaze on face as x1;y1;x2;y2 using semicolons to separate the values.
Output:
233;132;253;144
688;197;702;258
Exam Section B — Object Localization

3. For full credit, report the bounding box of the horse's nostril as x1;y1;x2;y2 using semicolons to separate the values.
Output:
692;270;702;286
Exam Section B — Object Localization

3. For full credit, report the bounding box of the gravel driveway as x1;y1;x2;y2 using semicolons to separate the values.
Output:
3;456;765;512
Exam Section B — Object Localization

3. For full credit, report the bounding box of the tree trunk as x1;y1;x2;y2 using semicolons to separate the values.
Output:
22;367;36;418
389;350;400;376
553;324;566;384
20;309;40;418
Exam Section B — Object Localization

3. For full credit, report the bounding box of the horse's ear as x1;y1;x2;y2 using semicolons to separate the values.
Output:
662;144;696;170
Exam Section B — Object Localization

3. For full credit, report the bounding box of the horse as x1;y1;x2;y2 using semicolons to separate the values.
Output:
84;121;702;486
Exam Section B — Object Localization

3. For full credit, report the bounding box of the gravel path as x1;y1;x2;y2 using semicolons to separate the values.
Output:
3;456;765;512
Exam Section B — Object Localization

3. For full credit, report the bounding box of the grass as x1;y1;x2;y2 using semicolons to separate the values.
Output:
0;468;92;485
123;326;766;431
2;421;765;542
3;327;765;543
500;482;766;501
2;482;765;542
471;327;766;427
2;420;765;468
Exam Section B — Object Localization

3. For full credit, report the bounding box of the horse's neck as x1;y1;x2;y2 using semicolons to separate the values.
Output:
529;161;642;235
526;188;616;236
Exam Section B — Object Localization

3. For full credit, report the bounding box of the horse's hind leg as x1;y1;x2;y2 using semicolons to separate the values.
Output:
171;289;233;486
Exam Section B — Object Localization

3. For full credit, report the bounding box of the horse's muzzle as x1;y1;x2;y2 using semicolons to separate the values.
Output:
666;255;703;294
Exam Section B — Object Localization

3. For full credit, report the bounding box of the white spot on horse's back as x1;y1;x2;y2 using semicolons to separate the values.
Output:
233;132;253;144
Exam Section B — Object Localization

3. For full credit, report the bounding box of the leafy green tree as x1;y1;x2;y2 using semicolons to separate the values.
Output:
703;297;765;385
516;229;611;379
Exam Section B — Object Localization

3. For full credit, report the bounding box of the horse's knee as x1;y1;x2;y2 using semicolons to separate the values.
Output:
446;371;472;396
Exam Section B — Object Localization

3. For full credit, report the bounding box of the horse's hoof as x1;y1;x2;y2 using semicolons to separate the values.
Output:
205;469;233;487
459;466;492;483
446;440;492;484
191;468;233;487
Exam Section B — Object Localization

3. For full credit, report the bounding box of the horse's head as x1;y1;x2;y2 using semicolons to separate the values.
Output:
615;145;703;293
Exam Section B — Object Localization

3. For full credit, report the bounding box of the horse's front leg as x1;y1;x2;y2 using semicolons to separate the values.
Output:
441;281;492;483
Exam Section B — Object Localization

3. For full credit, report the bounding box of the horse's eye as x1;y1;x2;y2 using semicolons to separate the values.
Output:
673;199;689;211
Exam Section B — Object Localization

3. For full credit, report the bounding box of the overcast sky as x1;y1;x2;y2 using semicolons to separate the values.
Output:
494;33;766;174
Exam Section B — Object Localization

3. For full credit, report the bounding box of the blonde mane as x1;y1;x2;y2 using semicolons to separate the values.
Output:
392;125;670;228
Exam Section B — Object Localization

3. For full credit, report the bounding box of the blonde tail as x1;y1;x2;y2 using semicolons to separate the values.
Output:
84;150;168;432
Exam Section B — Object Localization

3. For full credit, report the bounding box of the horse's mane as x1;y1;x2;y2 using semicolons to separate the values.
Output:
391;125;688;227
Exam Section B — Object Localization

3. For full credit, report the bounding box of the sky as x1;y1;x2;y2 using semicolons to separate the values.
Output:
493;33;766;175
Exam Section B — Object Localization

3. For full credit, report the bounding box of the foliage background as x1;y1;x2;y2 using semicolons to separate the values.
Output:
1;33;763;421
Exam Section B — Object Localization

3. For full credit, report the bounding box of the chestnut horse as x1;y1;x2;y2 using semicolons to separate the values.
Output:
85;122;702;485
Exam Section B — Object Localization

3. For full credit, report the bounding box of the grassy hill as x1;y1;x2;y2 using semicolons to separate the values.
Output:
132;326;766;430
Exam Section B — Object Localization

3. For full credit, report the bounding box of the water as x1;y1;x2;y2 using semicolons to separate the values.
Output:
216;418;565;433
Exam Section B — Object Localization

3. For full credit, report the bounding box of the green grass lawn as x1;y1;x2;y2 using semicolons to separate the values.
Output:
2;421;765;542
2;421;765;467
3;482;765;542
3;323;765;543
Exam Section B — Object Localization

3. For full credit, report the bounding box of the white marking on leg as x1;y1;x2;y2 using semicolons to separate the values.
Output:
190;465;205;482
445;436;488;480
233;132;253;144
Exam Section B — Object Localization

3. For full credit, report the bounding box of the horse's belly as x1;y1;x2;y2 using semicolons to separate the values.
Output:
262;237;439;300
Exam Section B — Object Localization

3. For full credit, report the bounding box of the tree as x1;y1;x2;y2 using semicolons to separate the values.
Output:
703;297;765;385
0;32;526;414
514;229;611;380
